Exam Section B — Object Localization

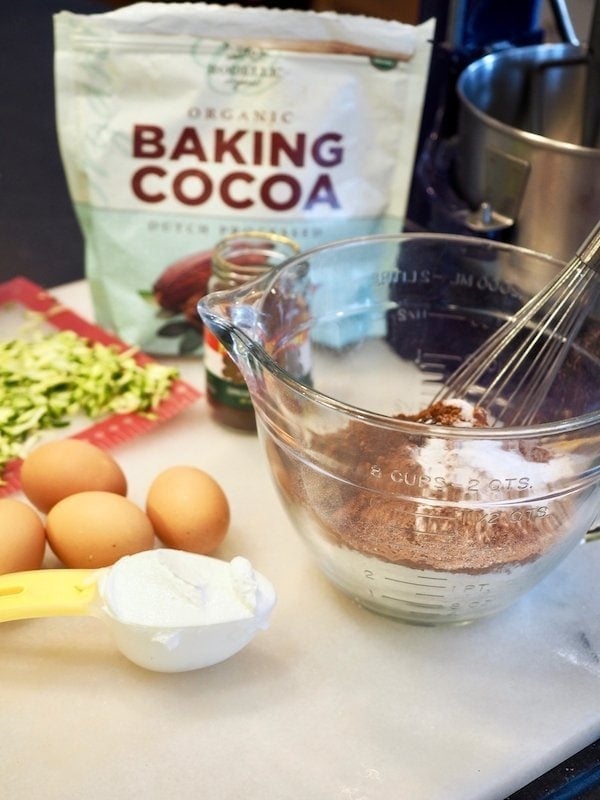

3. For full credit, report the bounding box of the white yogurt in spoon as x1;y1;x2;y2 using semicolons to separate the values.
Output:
98;549;277;672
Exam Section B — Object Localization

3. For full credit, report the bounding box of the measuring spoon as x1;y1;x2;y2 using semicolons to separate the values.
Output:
0;550;277;672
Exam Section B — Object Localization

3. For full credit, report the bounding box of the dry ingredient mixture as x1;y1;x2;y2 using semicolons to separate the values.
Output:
270;399;571;575
395;398;490;427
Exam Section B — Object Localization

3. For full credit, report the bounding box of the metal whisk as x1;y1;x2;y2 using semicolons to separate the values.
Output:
435;220;600;426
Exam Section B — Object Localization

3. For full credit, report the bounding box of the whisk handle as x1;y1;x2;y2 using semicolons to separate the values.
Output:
578;219;600;273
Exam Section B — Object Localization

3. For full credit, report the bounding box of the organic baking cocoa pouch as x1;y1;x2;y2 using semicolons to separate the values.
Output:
53;2;434;354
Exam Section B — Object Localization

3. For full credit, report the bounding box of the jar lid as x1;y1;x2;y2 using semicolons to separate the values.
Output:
212;231;300;282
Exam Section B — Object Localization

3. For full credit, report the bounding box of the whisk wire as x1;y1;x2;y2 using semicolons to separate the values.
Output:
435;220;600;427
442;261;578;397
500;268;599;425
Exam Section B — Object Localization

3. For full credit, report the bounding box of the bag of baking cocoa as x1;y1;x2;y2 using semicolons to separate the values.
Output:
53;2;434;354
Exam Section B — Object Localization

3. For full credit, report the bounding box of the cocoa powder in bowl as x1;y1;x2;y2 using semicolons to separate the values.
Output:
267;403;568;575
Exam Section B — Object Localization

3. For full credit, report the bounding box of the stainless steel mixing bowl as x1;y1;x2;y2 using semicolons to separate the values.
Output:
455;43;600;261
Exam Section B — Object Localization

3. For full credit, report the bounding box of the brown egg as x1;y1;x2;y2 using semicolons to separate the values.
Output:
0;498;46;574
146;466;230;555
46;491;155;568
20;439;127;513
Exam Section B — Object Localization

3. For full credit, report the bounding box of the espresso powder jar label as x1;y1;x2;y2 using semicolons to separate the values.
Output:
204;328;252;411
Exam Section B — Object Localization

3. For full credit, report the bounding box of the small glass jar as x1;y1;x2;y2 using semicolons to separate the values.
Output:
204;231;301;431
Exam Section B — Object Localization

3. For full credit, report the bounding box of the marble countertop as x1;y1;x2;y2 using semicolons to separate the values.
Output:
2;280;600;800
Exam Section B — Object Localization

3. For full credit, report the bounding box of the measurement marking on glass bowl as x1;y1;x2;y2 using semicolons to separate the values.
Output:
395;525;451;537
381;595;447;609
384;576;447;588
428;310;468;323
382;575;447;600
415;511;453;522
417;348;462;365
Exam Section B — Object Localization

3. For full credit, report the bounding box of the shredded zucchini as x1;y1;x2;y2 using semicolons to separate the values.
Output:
0;326;179;484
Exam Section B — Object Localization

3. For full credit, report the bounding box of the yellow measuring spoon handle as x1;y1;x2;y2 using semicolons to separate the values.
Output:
0;569;99;622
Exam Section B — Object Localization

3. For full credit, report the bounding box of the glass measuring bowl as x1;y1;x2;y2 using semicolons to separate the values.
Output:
199;234;600;625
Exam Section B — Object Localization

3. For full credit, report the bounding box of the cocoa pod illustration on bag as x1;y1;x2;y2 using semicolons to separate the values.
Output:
152;250;213;314
141;250;213;353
